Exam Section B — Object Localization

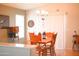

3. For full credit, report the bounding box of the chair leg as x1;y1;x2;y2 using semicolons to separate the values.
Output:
18;36;20;43
42;48;47;56
51;47;56;56
38;51;41;56
72;43;75;49
36;47;41;56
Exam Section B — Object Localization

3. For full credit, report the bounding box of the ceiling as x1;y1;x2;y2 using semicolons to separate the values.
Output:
1;3;46;10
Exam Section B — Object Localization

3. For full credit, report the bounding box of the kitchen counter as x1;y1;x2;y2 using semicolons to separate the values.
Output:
0;29;8;41
0;42;37;56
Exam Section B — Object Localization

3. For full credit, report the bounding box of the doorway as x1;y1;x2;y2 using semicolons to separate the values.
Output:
45;15;66;49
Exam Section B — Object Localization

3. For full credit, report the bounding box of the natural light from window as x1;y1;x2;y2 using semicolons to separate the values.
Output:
16;14;24;39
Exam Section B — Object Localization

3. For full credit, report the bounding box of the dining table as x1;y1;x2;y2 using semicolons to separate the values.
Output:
38;37;52;45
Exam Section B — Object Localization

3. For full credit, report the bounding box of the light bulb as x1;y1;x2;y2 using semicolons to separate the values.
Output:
45;11;48;15
41;10;45;15
36;10;40;14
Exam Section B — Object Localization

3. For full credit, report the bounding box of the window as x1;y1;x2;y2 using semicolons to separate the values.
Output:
16;14;24;39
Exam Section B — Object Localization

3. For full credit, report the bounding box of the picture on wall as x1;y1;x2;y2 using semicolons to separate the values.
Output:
0;15;9;28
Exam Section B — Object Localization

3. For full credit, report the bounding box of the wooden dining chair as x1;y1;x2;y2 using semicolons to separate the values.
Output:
76;36;79;45
52;33;57;48
8;27;19;42
29;33;46;56
45;32;57;56
51;33;57;55
75;35;79;49
29;33;41;44
73;35;79;50
29;33;36;44
13;27;19;41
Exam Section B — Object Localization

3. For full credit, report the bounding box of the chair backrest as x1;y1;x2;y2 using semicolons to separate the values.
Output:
46;32;53;39
9;27;19;33
46;32;57;46
29;33;41;44
29;33;35;44
53;33;57;45
36;33;41;41
8;27;19;38
13;27;19;33
45;32;57;47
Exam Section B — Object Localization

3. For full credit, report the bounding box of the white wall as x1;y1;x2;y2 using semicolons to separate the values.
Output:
26;10;66;49
26;4;79;49
0;5;25;27
46;16;65;49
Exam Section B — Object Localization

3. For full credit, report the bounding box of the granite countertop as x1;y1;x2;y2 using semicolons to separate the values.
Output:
0;42;37;48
